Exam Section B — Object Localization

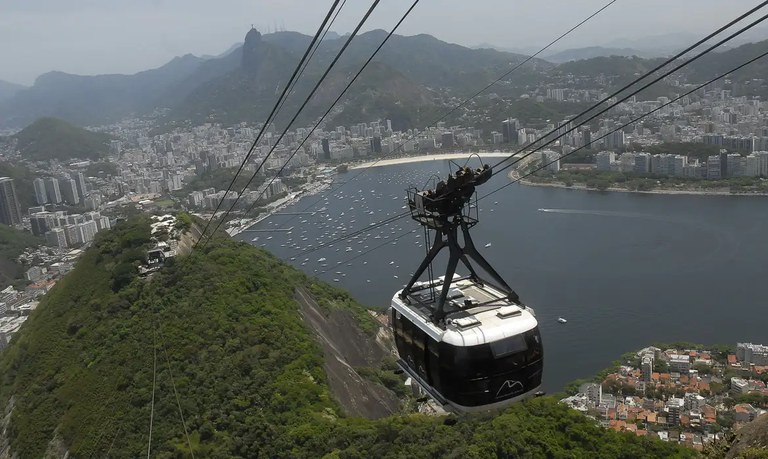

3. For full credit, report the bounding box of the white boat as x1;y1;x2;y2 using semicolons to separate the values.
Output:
558;317;567;324
317;257;327;262
484;243;492;248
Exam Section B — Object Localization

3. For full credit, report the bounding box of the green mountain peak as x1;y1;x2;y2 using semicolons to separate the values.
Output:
13;117;113;161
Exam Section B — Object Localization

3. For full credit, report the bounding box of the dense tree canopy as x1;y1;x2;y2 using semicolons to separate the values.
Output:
0;218;696;458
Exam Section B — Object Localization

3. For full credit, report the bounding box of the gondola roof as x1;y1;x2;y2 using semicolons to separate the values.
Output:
392;275;537;347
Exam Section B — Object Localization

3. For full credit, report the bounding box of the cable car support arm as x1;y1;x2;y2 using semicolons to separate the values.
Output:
399;164;521;324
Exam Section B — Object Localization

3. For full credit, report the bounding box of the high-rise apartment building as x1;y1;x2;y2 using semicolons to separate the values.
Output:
596;151;615;171
33;178;48;205
59;178;80;205
45;228;68;248
75;172;87;198
44;177;62;204
641;357;654;383
0;178;22;226
30;212;55;236
502;118;520;144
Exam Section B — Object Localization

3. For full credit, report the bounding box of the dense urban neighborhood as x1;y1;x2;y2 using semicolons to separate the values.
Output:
562;342;768;450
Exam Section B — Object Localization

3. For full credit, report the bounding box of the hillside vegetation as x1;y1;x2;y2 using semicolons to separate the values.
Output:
13;117;112;161
0;161;35;209
0;225;41;288
0;217;695;458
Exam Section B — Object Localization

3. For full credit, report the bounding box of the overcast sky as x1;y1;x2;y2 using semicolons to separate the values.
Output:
1;0;762;85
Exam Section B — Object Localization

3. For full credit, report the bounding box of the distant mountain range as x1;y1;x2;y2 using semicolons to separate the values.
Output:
685;39;768;98
478;26;768;62
0;29;543;130
2;29;768;131
542;46;658;63
0;54;210;128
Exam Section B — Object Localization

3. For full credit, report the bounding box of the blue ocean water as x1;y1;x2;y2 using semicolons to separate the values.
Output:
238;160;768;392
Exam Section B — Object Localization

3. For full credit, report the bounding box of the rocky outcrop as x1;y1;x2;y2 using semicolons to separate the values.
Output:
724;413;768;459
0;397;15;459
295;287;400;419
705;413;768;458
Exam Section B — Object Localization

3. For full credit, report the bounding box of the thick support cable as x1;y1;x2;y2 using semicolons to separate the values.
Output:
308;46;768;270
242;0;422;219
195;0;343;246
201;0;383;248
490;2;768;174
278;0;618;229
481;48;768;201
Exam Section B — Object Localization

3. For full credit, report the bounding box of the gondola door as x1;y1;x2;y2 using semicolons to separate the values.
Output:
410;321;429;381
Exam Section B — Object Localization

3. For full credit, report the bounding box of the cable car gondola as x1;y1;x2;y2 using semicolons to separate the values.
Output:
389;162;543;412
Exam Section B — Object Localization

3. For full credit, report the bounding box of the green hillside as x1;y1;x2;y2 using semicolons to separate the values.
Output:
13;117;112;161
0;160;35;209
555;55;678;99
0;225;41;288
0;217;695;458
687;39;768;98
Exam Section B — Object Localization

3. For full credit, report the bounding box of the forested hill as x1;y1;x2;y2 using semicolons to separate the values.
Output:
13;117;112;161
0;217;695;458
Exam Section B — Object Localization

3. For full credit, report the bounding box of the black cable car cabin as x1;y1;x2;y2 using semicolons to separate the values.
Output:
391;162;543;411
391;276;543;412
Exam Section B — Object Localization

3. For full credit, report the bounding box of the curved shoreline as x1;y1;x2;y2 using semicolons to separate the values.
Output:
349;152;513;170
514;173;768;197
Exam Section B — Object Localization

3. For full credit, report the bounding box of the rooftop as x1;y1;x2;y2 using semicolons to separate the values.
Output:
392;275;537;346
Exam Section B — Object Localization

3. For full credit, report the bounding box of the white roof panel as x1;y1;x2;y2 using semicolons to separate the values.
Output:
391;277;538;347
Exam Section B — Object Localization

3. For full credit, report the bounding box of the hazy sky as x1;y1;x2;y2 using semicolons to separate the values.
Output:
1;0;761;85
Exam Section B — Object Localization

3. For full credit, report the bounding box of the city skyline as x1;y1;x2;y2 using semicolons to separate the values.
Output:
2;0;765;85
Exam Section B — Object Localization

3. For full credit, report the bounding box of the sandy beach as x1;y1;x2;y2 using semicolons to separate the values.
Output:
349;152;518;170
224;180;332;237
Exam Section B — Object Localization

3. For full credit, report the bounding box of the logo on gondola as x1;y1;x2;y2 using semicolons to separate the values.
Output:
496;380;524;399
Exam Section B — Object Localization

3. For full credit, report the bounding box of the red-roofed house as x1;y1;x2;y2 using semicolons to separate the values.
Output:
702;405;717;424
611;420;627;432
